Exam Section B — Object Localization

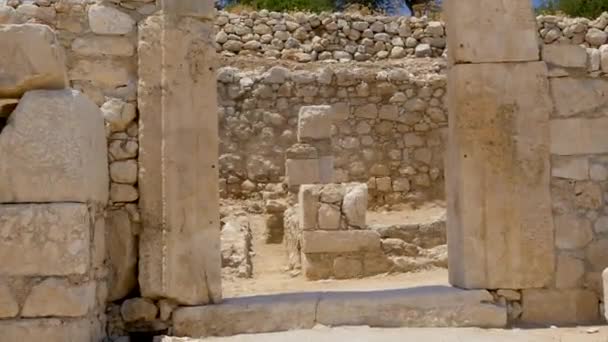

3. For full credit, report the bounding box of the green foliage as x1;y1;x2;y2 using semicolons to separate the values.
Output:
538;0;608;18
235;0;335;12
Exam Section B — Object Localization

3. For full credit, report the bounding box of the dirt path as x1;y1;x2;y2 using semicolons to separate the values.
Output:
222;211;448;298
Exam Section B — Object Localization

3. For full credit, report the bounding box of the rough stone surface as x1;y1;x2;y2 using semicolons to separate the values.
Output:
0;319;99;342
121;297;158;322
0;90;108;204
342;183;368;228
88;4;135;35
542;44;587;68
0;280;18;318
297;105;334;141
302;230;381;253
447;62;555;289
106;209;137;302
0;24;68;97
21;279;95;317
0;203;90;276
549;78;608;118
138;14;221;305
445;0;539;63
550;118;608;155
521;289;599;324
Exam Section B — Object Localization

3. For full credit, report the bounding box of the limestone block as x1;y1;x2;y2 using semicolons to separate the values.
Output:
302;230;381;253
550;78;608;117
586;239;608;272
121;297;158;322
317;203;341;229
333;256;363;279
299;185;319;230
0;24;68;97
551;157;589;180
110;160;138;184
286;158;320;186
110;183;139;202
316;287;507;328
138;15;221;305
542;44;587;68
550;118;608;155
0;319;99;342
107;209;137;301
445;0;539;63
22;279;95;317
318;156;334;183
71;36;134;57
554;214;593;250
173;293;318;337
88;4;135;35
0;90;108;203
161;0;215;18
0;204;90;276
102;97;137;132
521;289;599;324
342;183;368;228
0;280;18;318
555;254;585;289
69;60;130;88
297;105;334;141
600;45;608;73
447;62;554;289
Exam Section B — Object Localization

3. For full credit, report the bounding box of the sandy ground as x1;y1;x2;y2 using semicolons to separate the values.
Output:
166;325;608;342
222;202;448;298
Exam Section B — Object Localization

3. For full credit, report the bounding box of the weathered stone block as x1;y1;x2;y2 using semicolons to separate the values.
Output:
542;44;587;68
445;0;539;64
71;36;134;57
302;230;381;253
138;15;221;305
318;156;335;183
286;158;320;186
0;319;100;342
88;4;135;35
161;0;215;18
0;204;90;276
333;256;363;279
521;289;599;324
554;214;593;250
551;157;589;180
447;62;554;289
0;24;68;97
316;287;506;328
550;78;608;117
22;279;95;317
172;293;318;337
0;90;108;203
342;183;368;228
121;297;158;322
550;118;608;155
107;209;137;301
0;280;18;318
555;254;585;289
297;105;334;141
299;185;319;230
317;203;341;229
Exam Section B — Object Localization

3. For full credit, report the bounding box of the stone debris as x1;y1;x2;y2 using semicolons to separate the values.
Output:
221;216;254;279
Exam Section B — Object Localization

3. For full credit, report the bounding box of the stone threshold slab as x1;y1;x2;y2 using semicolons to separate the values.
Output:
172;286;507;337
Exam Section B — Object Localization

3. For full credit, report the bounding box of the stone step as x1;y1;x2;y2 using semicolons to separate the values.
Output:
172;286;507;337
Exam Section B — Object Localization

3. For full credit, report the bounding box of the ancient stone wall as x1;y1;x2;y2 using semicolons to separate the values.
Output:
218;60;448;205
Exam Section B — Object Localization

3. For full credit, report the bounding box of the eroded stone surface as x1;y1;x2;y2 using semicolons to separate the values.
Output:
0;280;18;318
107;209;137;302
521;289;599;324
138;14;221;305
445;0;539;63
21;279;95;317
0;319;100;342
550;118;608;155
0;90;108;204
447;62;554;289
0;203;90;276
302;230;381;254
0;24;68;97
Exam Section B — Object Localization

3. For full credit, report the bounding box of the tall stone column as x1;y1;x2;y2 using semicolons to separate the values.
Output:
445;0;555;289
138;0;221;305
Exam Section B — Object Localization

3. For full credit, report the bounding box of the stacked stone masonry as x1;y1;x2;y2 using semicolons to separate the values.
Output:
0;20;109;341
285;183;447;280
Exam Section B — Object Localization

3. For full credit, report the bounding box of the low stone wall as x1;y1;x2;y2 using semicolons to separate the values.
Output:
545;44;608;306
215;10;446;62
218;59;447;205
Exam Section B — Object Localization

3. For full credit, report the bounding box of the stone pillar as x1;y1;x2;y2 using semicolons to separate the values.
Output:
138;0;221;305
285;105;335;189
445;0;555;289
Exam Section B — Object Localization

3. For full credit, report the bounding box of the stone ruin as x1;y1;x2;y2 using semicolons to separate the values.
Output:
2;0;608;340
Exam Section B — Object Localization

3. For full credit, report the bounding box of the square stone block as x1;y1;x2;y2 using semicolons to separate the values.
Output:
302;230;381;254
550;118;608;155
447;62;554;289
0;203;90;276
298;185;319;230
550;78;608;117
521;289;599;324
445;0;539;64
297;105;334;141
542;44;587;69
286;158;320;187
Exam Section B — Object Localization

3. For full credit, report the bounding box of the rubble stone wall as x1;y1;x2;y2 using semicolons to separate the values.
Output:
218;61;448;205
